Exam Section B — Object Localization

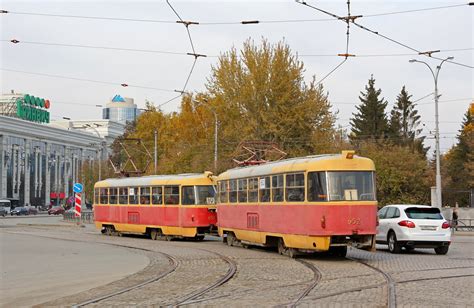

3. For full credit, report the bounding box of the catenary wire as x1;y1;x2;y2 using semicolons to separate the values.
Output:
1;3;469;24
2;39;471;59
297;1;473;69
0;68;176;93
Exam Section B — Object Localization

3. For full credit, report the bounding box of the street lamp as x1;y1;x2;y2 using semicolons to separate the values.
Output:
409;56;454;208
83;124;104;181
193;99;218;172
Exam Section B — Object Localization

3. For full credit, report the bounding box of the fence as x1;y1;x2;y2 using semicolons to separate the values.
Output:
63;210;94;224
449;219;473;231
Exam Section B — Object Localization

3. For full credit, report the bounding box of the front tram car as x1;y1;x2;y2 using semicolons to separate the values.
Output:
217;151;377;257
94;172;217;240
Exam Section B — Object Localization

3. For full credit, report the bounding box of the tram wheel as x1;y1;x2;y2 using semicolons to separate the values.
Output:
105;226;114;236
226;233;235;246
278;238;296;258
328;246;348;258
150;229;158;240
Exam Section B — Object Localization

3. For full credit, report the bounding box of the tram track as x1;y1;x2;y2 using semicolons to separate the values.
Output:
171;250;237;306
73;244;178;307
347;257;396;308
10;230;238;307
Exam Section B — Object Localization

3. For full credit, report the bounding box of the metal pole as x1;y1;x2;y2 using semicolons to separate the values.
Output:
214;114;218;172
98;147;102;181
433;74;442;209
154;129;157;174
409;57;453;208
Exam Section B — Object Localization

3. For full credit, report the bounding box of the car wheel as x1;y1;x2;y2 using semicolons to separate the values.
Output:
434;246;449;255
388;231;401;253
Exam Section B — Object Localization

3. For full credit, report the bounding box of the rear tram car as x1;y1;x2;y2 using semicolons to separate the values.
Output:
216;151;377;257
94;172;217;240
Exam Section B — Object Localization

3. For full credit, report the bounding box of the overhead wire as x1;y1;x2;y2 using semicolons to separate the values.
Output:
1;3;470;24
2;39;471;59
0;68;176;92
296;1;473;69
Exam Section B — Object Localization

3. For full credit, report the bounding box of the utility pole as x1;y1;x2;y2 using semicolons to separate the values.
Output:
409;56;453;208
154;129;157;174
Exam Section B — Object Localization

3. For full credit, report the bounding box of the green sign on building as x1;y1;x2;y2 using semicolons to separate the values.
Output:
16;94;51;123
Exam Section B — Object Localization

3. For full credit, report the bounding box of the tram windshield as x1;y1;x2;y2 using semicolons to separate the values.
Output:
182;185;216;205
327;171;375;201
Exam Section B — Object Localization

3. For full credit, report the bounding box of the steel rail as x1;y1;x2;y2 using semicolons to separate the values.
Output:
172;249;238;306
73;244;178;307
347;257;396;308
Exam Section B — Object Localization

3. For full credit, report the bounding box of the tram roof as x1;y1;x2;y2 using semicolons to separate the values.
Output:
218;151;375;180
95;172;214;188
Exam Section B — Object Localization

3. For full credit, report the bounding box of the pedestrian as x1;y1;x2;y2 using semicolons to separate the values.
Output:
452;206;459;231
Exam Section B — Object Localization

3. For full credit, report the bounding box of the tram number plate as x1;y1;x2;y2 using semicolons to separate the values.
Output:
348;218;361;225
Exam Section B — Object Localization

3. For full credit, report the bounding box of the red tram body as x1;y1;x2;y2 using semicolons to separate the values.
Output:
94;172;217;239
216;151;377;257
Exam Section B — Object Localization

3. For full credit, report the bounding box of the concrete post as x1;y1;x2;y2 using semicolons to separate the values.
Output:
24;139;31;206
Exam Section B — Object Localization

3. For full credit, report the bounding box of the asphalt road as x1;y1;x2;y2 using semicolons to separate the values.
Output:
0;217;149;307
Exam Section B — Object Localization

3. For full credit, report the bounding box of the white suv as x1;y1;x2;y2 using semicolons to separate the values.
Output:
376;204;451;254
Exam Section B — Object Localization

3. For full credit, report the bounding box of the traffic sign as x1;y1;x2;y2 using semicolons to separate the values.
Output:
73;183;83;193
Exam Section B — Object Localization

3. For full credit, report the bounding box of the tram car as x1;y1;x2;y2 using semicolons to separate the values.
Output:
94;172;217;240
216;151;377;257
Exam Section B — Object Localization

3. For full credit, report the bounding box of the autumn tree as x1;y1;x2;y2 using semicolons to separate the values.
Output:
388;86;427;154
205;38;336;161
350;76;389;141
357;141;431;206
443;104;473;206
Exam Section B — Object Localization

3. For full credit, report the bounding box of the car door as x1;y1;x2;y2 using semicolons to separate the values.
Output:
376;207;389;242
383;207;400;238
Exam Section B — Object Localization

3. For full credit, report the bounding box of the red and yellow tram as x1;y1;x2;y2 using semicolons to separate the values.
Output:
94;172;217;240
216;151;377;257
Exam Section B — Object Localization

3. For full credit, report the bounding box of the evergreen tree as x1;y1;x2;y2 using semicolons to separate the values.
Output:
389;86;427;154
443;105;473;206
350;75;389;141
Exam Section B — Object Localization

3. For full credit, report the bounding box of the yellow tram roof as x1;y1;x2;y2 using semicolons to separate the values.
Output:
94;172;214;188
217;151;375;180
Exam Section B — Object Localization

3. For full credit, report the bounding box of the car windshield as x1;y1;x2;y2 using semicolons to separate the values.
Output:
405;207;443;220
327;171;375;201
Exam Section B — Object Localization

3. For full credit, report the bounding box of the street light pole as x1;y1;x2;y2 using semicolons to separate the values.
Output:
84;124;103;181
409;56;453;208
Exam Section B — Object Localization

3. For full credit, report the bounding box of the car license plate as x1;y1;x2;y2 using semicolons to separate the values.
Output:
420;226;437;231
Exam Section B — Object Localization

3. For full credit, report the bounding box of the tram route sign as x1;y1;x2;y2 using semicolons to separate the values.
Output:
73;183;83;194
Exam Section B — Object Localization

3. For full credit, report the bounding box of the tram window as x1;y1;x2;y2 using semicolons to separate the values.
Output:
94;188;99;204
152;187;163;205
119;187;128;204
238;179;248;203
308;172;327;202
327;171;375;201
129;187;139;204
218;181;228;204
196;185;216;205
272;175;284;202
286;173;305;202
182;186;196;205
100;188;108;204
109;188;118;204
229;180;238;203
259;177;270;202
248;178;259;202
164;186;179;205
140;187;150;205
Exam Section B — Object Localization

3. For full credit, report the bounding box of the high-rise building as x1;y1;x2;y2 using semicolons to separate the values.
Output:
102;95;140;124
